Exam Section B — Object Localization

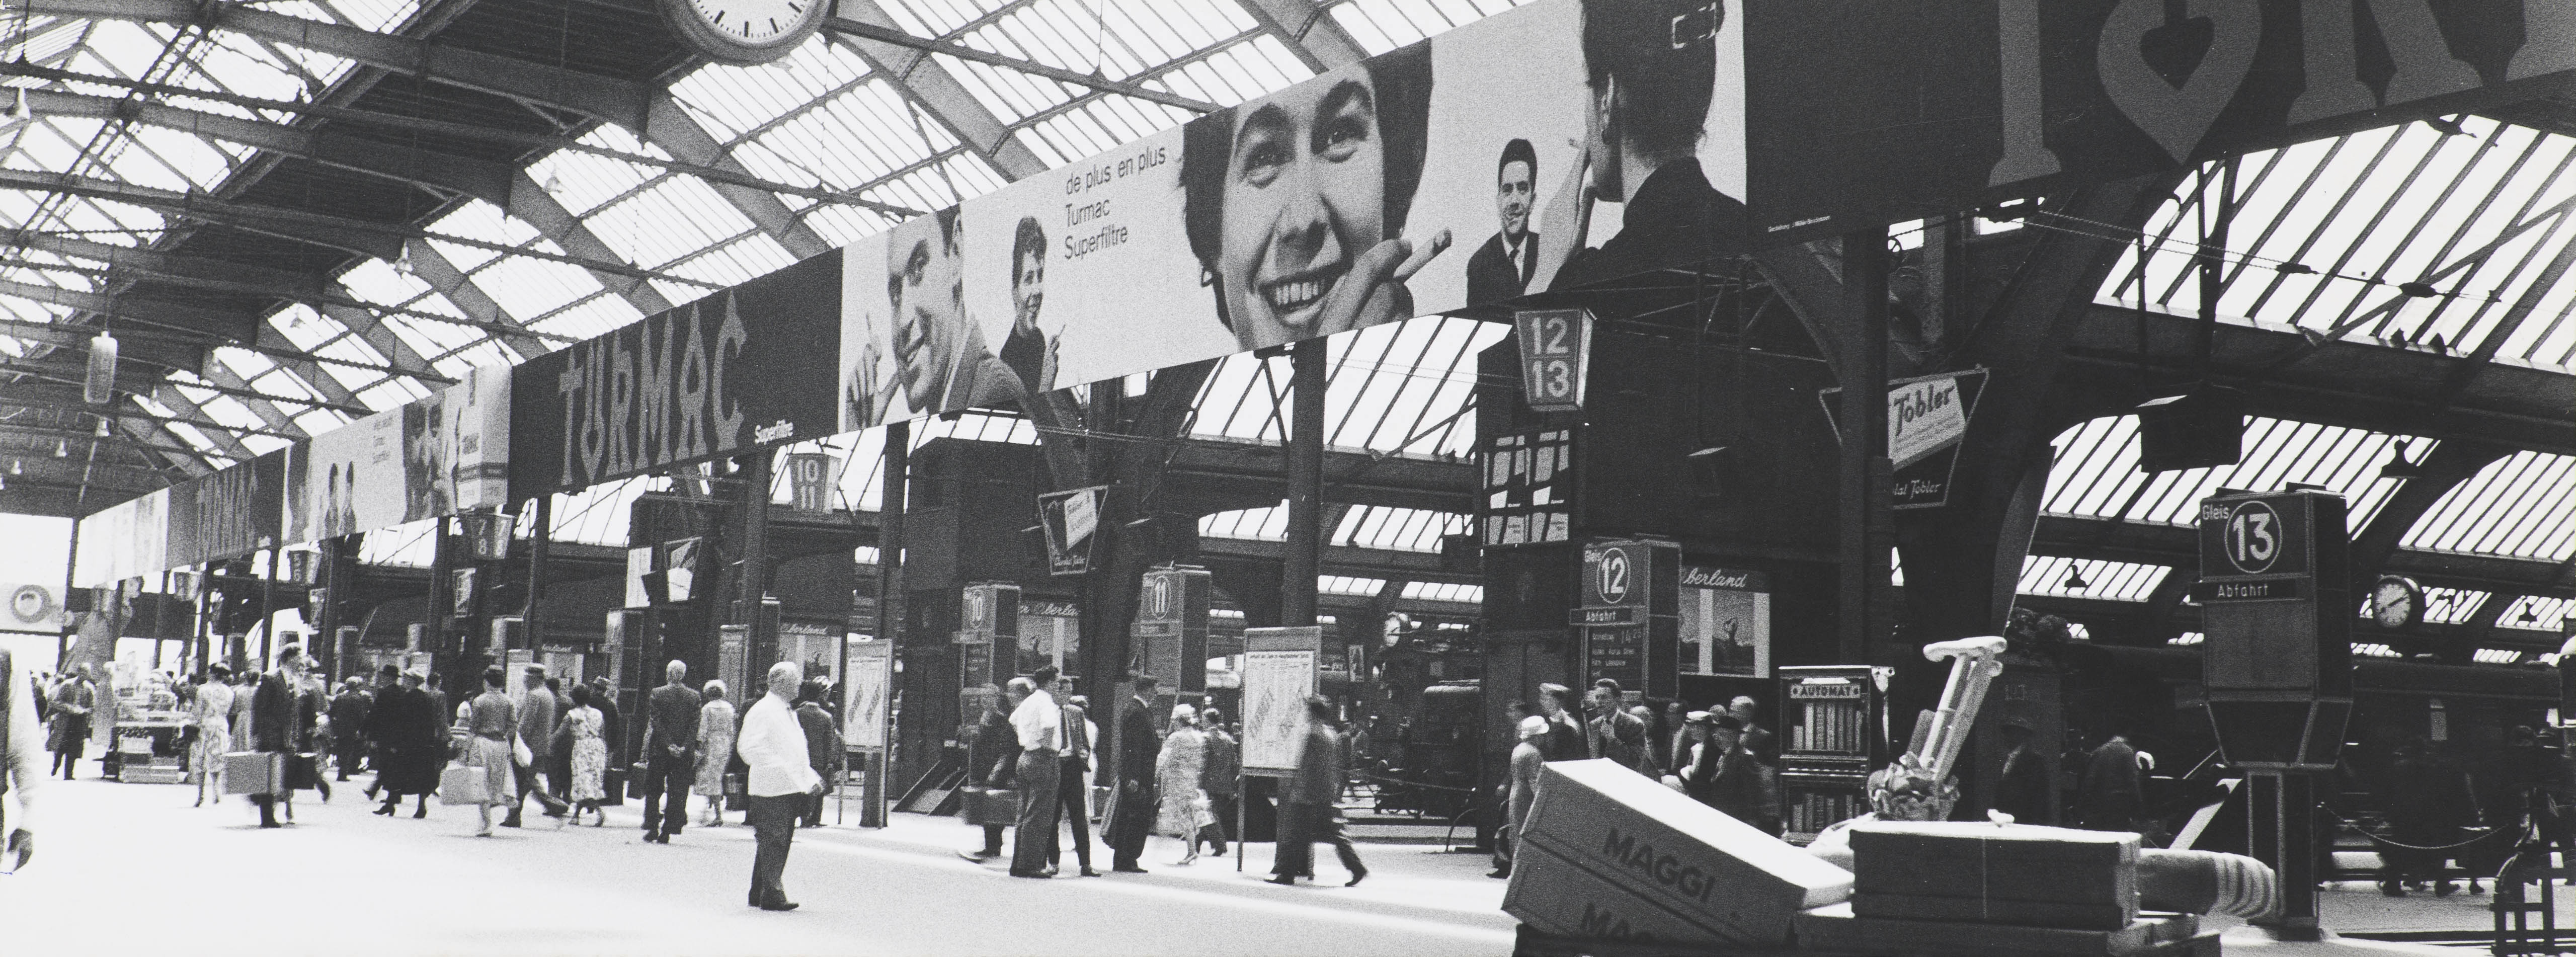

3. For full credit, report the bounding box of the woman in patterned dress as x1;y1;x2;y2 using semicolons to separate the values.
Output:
565;683;608;825
692;680;737;827
189;665;234;807
1154;704;1216;865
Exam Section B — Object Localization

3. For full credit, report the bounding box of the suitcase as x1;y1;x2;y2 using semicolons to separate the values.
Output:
222;752;281;796
725;771;748;812
440;763;491;806
961;786;1019;827
602;766;627;807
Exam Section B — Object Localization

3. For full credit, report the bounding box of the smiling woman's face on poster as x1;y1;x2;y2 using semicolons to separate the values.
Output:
1216;71;1391;344
1184;45;1438;351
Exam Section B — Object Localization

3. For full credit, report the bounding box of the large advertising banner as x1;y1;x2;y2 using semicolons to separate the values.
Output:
287;402;410;544
73;486;167;588
515;251;842;496
165;449;285;567
430;365;512;514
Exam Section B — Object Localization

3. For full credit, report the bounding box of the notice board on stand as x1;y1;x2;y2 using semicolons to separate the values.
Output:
1240;626;1321;776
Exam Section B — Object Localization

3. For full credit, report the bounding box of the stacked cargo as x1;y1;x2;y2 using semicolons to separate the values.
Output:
1792;821;2205;957
1505;759;1853;948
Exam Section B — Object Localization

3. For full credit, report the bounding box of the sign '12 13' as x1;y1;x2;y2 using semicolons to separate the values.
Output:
1515;309;1594;413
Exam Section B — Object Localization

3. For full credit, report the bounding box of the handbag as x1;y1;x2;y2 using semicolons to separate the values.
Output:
440;762;490;806
513;736;533;767
285;752;320;790
961;785;1019;827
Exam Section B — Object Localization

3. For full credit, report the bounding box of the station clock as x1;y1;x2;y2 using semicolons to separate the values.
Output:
662;0;827;65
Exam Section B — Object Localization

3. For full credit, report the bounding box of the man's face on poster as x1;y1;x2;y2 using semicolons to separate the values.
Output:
888;221;965;412
1012;249;1044;329
1497;159;1533;241
1216;70;1388;346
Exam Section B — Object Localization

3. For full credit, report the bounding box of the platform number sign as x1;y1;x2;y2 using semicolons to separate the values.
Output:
1597;547;1630;604
1515;308;1595;413
1582;540;1650;608
2220;500;2281;574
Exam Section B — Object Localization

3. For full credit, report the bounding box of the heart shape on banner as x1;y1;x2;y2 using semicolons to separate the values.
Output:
2098;0;2261;165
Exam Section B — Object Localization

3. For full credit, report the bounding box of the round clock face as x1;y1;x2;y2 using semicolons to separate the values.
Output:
2371;578;2419;629
9;584;49;623
663;0;826;65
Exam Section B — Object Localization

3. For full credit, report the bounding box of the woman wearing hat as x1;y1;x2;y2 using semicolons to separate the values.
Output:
1153;703;1216;865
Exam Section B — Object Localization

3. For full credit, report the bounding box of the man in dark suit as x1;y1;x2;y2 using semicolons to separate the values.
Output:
327;677;371;780
1104;674;1162;873
793;678;843;827
956;682;1021;863
637;661;702;843
1464;138;1540;307
249;646;312;829
1271;695;1365;887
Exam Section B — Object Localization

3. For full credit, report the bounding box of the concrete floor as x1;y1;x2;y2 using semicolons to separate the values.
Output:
2;769;2538;956
0;773;1516;957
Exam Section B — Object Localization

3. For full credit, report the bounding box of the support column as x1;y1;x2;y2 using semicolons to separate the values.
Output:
261;545;281;667
876;420;910;791
1837;228;1894;665
522;495;551;651
739;450;776;672
429;515;459;703
1281;340;1326;627
2249;771;2322;939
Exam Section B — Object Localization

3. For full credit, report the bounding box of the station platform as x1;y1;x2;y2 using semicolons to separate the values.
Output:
0;774;1515;956
0;773;2543;956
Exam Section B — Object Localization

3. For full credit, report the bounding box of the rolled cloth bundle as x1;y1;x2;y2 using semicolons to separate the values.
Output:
2137;848;2278;919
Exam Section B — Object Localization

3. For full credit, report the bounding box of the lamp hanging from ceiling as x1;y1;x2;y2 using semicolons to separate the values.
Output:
83;329;115;405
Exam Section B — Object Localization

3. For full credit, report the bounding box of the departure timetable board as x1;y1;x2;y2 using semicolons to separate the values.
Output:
1482;430;1573;548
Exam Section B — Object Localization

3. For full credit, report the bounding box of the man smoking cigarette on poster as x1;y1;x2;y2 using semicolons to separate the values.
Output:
845;208;1028;427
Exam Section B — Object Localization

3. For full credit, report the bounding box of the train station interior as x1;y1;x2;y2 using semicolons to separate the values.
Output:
0;0;2568;954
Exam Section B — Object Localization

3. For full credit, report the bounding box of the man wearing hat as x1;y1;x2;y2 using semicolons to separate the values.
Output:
1490;714;1550;879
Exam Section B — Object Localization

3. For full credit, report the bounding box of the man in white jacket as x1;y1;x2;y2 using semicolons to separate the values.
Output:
736;661;822;911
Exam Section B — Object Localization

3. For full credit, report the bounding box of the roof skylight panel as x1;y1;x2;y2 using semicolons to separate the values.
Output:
2498;596;2573;632
1319;575;1386;596
355;377;427;411
523;148;656;218
1201;501;1290;541
2017;555;2168;602
2404;451;2575;560
523;293;641;342
290;408;348;437
662;233;796;291
466;249;605;322
799;204;901;247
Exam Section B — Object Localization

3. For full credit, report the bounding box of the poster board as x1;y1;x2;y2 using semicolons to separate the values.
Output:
1241;626;1322;775
843;639;893;751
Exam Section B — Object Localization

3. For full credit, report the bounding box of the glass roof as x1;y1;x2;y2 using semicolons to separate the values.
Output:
0;0;2562;627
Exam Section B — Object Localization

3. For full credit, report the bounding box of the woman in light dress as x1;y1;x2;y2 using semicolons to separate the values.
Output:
189;665;235;807
565;684;608;825
1154;704;1217;865
692;680;738;827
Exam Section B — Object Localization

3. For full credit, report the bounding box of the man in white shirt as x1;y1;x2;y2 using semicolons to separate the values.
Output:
2;649;42;873
1007;666;1063;878
736;661;823;911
